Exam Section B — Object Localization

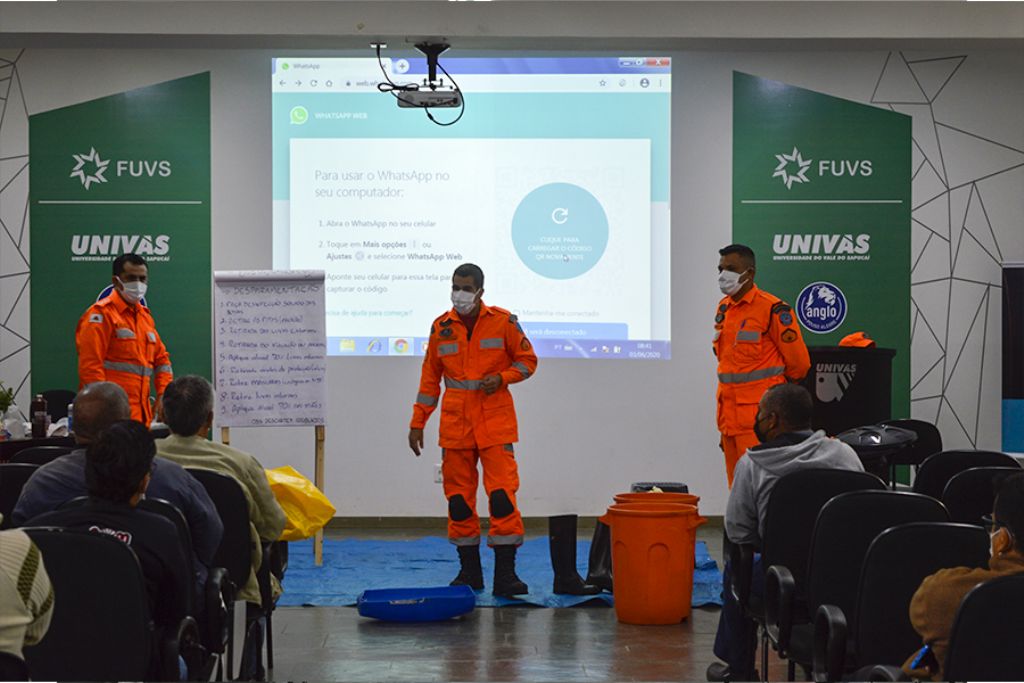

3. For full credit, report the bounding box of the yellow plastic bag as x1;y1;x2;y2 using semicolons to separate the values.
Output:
265;466;337;541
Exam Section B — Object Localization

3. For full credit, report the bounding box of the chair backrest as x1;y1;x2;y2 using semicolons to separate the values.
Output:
0;463;39;530
9;446;73;466
942;466;1022;525
880;419;943;466
0;651;28;682
945;573;1024;681
185;468;252;590
40;390;76;422
137;497;195;611
853;522;989;667
913;450;1020;501
21;527;154;680
761;468;887;590
805;491;948;621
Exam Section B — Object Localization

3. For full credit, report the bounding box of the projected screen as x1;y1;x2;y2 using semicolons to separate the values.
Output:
272;57;671;358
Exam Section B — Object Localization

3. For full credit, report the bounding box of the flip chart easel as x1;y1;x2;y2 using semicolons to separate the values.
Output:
213;270;328;565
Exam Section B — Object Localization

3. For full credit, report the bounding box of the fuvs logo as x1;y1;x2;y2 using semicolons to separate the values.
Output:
69;147;173;190
772;147;874;190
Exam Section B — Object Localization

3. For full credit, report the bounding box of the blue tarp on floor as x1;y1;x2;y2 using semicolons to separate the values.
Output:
278;537;723;609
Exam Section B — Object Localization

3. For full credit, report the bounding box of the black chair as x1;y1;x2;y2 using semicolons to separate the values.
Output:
913;450;1020;501
139;497;230;680
813;523;989;681
40;389;76;422
0;652;28;682
768;490;948;680
944;573;1024;680
0;463;39;530
187;468;283;677
942;466;1022;525
9;446;73;466
727;468;886;679
880;419;943;485
22;526;199;681
867;573;1024;682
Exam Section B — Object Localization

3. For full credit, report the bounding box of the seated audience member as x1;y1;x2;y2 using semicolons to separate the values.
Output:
157;375;287;679
708;383;864;682
903;472;1024;681
12;382;222;598
26;421;191;633
0;527;54;660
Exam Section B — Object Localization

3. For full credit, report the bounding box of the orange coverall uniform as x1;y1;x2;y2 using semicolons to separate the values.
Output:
411;302;538;547
75;290;173;425
714;284;810;486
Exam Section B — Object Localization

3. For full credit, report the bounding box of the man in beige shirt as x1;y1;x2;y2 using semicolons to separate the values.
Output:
0;527;54;661
156;374;286;680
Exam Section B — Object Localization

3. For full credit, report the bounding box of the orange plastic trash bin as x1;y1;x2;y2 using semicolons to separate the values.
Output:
613;491;701;512
601;502;706;624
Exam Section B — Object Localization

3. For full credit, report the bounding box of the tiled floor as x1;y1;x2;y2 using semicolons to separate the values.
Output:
259;522;790;682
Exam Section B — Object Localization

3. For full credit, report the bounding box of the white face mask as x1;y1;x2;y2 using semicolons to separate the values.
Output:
718;269;748;296
451;290;478;315
118;277;148;305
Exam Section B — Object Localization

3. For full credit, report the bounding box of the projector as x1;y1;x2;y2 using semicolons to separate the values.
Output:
397;89;463;109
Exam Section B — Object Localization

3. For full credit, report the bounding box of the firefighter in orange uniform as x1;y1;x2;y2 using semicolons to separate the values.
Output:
408;263;538;597
76;253;173;425
715;244;810;486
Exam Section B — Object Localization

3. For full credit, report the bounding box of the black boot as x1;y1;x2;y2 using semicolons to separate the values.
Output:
450;544;484;590
549;515;601;595
492;545;529;597
585;520;613;592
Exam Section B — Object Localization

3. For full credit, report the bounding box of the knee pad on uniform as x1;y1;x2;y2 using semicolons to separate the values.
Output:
448;494;473;522
489;489;515;519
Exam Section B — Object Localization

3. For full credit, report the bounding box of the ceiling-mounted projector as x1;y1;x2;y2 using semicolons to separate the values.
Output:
396;89;463;109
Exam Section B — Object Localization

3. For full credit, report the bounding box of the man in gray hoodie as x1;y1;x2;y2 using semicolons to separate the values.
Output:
708;383;863;682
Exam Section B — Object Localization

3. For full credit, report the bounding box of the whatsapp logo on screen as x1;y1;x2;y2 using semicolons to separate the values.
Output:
290;106;309;125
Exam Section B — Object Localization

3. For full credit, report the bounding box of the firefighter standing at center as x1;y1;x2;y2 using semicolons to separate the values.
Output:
408;263;538;597
714;244;810;486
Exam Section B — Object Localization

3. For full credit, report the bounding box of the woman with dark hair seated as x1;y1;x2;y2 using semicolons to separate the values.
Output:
903;471;1024;680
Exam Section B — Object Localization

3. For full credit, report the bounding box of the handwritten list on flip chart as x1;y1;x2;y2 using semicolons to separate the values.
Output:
214;270;327;427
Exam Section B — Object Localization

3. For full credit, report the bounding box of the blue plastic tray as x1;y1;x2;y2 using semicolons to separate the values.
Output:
356;585;477;622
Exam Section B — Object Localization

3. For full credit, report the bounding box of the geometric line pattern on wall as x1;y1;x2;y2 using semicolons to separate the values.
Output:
0;48;31;417
873;51;1022;449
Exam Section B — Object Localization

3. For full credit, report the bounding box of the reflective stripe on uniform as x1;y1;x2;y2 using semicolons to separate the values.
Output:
736;330;761;342
114;328;136;339
480;337;503;349
451;536;481;546
156;365;173;375
718;365;785;384
512;362;531;379
103;360;153;377
487;534;524;546
416;392;439;407
438;343;459;356
444;376;483;391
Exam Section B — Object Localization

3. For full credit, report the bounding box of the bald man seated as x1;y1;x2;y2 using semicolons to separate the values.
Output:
12;382;223;598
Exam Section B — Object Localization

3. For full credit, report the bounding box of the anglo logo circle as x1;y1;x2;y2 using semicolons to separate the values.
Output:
796;281;847;334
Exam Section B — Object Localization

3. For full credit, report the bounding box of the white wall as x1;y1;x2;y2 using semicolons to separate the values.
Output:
2;44;1021;516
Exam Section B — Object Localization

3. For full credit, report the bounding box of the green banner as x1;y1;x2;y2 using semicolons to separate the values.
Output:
733;71;911;417
29;73;211;395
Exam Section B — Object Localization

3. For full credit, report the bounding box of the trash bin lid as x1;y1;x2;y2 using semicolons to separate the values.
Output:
630;481;689;493
837;424;917;456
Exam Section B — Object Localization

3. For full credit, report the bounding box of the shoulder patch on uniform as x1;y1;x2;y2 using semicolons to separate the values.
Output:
781;328;798;343
771;302;792;315
719;303;728;313
508;313;518;324
779;311;794;327
520;338;531;351
439;319;453;327
440;327;454;338
715;313;724;324
88;313;104;324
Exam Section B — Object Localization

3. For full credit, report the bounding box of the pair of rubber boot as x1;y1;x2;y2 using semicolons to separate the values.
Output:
449;515;612;596
451;544;529;597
